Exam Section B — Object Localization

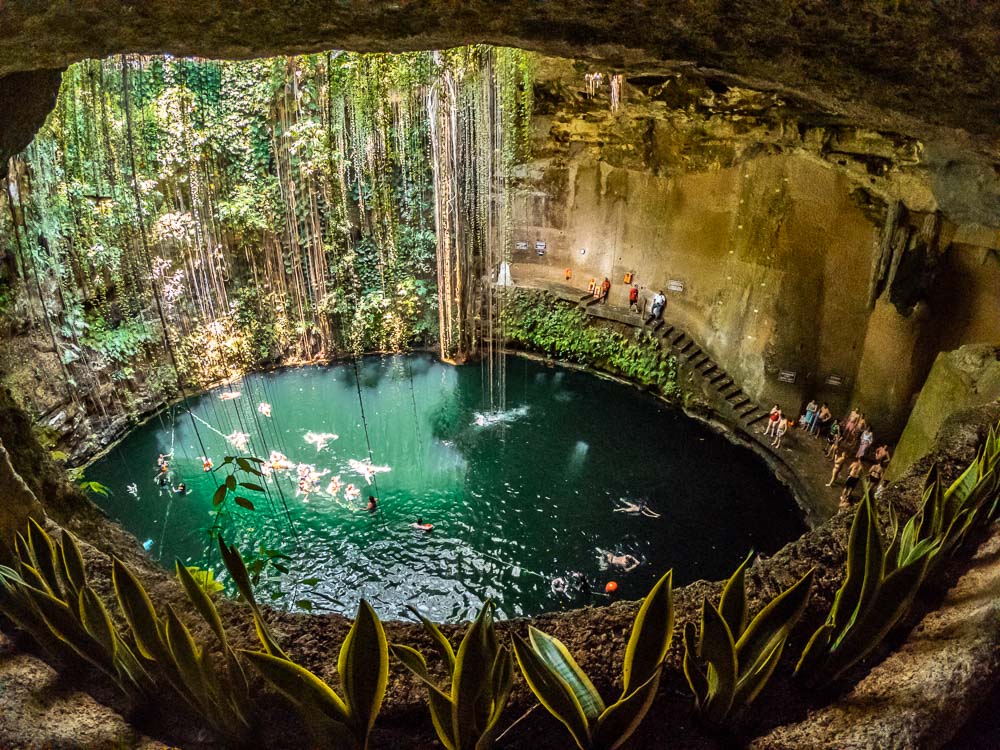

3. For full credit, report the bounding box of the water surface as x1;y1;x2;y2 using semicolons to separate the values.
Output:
89;355;805;621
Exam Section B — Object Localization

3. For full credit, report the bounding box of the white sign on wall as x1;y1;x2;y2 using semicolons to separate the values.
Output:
667;279;685;293
777;370;797;384
514;241;529;251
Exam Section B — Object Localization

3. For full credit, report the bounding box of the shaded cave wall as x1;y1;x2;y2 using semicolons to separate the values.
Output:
510;59;1000;439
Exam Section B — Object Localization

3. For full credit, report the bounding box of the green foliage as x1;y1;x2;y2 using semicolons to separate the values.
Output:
392;602;513;750
683;554;814;725
240;599;390;749
511;570;673;750
795;491;935;687
502;290;678;394
182;565;224;596
0;519;150;698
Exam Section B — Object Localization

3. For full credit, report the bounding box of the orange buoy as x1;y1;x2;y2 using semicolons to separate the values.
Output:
605;581;618;594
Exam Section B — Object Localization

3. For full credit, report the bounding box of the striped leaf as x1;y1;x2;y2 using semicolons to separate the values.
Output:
719;553;752;639
622;569;673;696
338;599;388;744
392;644;457;750
512;633;591;749
528;626;605;722
592;669;661;750
700;601;736;725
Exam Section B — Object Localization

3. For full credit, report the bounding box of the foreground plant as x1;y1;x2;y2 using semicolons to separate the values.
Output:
220;538;389;750
683;553;813;725
0;519;149;697
392;602;513;750
795;491;936;687
512;570;673;750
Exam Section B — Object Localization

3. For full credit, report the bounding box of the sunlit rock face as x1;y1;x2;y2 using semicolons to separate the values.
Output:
1;0;1000;165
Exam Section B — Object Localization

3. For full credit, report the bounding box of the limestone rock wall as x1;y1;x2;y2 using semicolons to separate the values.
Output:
511;61;1000;439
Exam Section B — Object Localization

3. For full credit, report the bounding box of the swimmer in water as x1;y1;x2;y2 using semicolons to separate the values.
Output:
598;549;640;572
202;457;214;472
551;577;569;596
258;402;272;418
345;484;361;501
173;482;187;495
572;571;591;596
219;391;241;401
367;495;378;513
614;498;661;518
325;475;343;496
411;517;433;531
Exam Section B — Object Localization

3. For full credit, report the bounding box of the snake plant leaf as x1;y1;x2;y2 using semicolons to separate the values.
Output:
18;562;50;595
408;605;457;670
682;621;709;708
217;537;287;659
338;599;388;741
242;650;351;726
112;558;169;663
591;669;661;750
164;604;212;715
528;625;605;721
832;493;880;639
452;602;494;744
735;568;814;674
176;560;227;646
823;553;931;683
478;647;514;748
27;519;61;593
699;601;737;725
622;569;673;696
391;644;457;750
59;529;86;599
719;554;752;639
731;638;784;710
944;459;980;517
78;585;117;660
794;622;834;678
512;633;591;750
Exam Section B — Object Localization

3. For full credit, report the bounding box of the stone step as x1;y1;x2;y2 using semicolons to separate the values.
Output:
723;387;743;400
708;371;728;385
691;354;709;368
715;377;734;390
731;396;751;410
747;411;771;427
659;325;675;339
671;331;687;345
739;403;758;418
678;340;696;354
686;348;703;361
651;320;665;334
701;363;717;376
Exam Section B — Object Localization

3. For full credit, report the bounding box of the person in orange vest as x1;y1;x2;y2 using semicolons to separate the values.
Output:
600;277;611;303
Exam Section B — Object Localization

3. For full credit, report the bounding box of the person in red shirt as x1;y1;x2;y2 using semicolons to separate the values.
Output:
600;277;611;303
628;284;639;313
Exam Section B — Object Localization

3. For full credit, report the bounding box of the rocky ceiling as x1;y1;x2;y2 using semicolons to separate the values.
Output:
1;0;999;176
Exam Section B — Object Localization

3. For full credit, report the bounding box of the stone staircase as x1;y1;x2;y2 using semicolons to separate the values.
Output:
527;282;768;432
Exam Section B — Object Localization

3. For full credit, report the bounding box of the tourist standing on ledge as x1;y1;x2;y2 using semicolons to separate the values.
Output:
763;405;781;437
600;277;611;303
804;399;818;434
647;290;665;322
772;414;789;449
628;283;639;313
840;459;864;506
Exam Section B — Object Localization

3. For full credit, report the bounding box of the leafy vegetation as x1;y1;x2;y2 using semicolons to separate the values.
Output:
683;554;813;725
502;290;678;394
392;602;514;750
511;570;673;750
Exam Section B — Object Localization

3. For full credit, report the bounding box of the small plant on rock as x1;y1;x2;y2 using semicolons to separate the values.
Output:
511;570;673;750
391;601;514;750
682;553;814;725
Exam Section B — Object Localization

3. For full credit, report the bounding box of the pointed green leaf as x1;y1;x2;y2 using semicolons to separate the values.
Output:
408;605;456;671
732;639;784;710
78;585;117;660
622;568;673;696
528;625;605;721
794;622;834;679
112;558;169;663
239;482;266;493
682;621;709;707
234;496;255;511
453;602;495;744
735;568;813;676
225;475;237;491
163;604;212;715
719;553;752;639
217;537;287;659
59;530;87;598
175;561;227;646
700;601;737;724
592;669;661;750
212;484;228;506
242;650;350;725
391;644;457;750
512;634;591;750
27;519;60;595
338;599;388;739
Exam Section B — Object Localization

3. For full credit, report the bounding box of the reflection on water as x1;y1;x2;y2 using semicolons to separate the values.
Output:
88;354;805;622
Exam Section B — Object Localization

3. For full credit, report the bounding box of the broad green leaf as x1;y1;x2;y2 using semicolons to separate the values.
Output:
234;496;255;511
338;599;388;739
59;530;87;598
391;644;457;750
78;585;117;660
453;603;494;743
682;621;708;707
112;558;169;663
175;560;227;646
794;622;834;678
164;605;211;716
242;650;350;725
512;634;591;750
528;625;605;721
225;475;237;491
408;605;456;671
735;568;813;675
27;519;60;595
239;482;266;492
622;568;673;696
217;537;287;658
700;601;737;724
732;639;784;710
480;647;514;747
212;484;228;506
719;553;751;639
829;497;869;634
591;669;661;750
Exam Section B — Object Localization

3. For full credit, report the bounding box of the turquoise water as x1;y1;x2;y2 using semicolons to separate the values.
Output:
88;354;805;621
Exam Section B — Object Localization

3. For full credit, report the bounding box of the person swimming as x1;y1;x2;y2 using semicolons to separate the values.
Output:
597;548;641;572
344;484;361;501
219;391;241;401
173;482;187;495
411;517;433;531
367;495;378;513
202;457;214;472
551;577;569;596
258;402;272;417
614;497;661;518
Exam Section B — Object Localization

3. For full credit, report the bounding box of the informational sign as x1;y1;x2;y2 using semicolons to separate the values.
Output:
777;370;797;384
825;374;844;387
514;241;529;251
667;279;685;293
534;241;547;254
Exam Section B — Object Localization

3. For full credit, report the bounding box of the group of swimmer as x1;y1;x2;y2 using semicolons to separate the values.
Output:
155;454;188;495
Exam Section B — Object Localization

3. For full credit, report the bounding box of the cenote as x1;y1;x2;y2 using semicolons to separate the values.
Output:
89;354;805;621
